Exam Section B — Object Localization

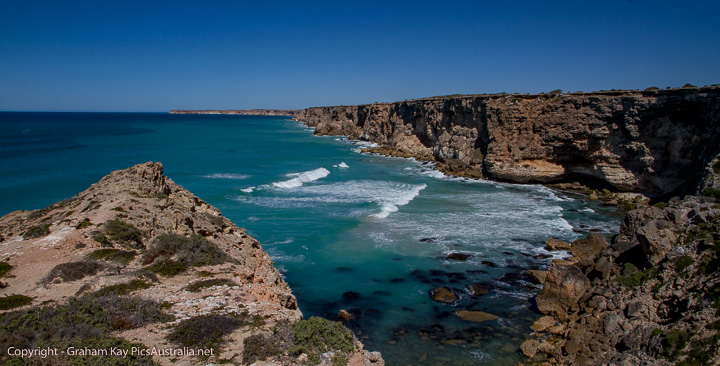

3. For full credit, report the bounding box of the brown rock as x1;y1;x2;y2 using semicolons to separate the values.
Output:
338;309;353;321
521;339;540;358
455;310;500;323
527;270;547;284
531;316;557;332
446;252;470;261
570;233;608;261
467;283;490;296
536;264;591;315
546;238;571;251
430;287;458;303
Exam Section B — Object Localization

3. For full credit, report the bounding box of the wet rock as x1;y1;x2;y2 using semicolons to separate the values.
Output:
389;278;406;283
446;252;471;261
429;287;459;303
521;339;540;358
536;264;591;316
420;237;438;242
546;238;571;250
527;269;547;284
530;316;557;332
455;310;500;323
441;338;469;345
338;309;353;321
342;291;361;302
481;260;497;267
467;283;491;296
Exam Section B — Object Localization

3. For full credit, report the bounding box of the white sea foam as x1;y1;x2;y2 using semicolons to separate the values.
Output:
333;162;349;168
369;183;426;219
203;173;250;180
240;187;254;193
273;167;330;188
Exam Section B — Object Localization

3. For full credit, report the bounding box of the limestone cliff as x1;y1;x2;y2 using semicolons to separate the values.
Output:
0;162;382;366
298;86;720;197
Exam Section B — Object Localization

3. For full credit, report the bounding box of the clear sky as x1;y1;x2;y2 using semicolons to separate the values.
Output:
1;0;719;112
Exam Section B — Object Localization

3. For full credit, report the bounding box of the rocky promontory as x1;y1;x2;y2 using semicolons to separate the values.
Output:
297;86;720;198
0;162;383;366
520;158;720;365
171;109;301;117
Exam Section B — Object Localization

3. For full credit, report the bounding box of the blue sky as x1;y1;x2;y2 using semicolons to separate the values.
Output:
1;0;719;111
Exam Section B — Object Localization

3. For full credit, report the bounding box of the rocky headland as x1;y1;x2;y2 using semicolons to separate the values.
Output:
297;86;720;199
0;162;383;366
171;109;301;117
296;86;720;365
520;156;720;365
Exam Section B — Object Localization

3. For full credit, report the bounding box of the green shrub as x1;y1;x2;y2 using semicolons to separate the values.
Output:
184;278;238;293
654;202;668;209
87;248;137;265
146;259;187;277
42;260;105;284
168;314;244;352
713;160;720;174
290;317;354;365
243;334;281;364
204;213;225;227
0;262;12;277
662;329;688;360
702;187;720;199
142;233;236;268
103;219;144;249
0;295;32;310
615;263;655;289
23;225;50;239
0;294;169;364
76;219;93;229
675;255;694;273
92;280;151;297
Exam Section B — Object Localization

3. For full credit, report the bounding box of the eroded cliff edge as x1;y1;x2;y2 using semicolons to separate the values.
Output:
0;162;383;366
298;86;720;198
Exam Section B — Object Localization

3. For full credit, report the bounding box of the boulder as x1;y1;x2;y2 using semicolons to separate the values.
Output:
338;309;353;321
455;310;499;323
536;264;591;316
467;283;491;296
546;238;571;250
521;339;540;358
430;287;458;303
530;316;557;332
526;269;547;284
446;252;470;261
570;233;608;261
637;220;678;265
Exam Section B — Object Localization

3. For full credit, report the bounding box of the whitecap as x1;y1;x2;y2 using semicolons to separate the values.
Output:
203;173;250;180
240;187;254;193
334;162;349;168
273;167;330;188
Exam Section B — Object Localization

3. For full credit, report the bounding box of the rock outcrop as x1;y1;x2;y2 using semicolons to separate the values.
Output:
0;162;383;366
298;86;720;197
522;195;720;365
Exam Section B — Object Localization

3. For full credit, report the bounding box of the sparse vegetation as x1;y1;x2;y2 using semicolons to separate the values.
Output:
204;213;225;227
615;263;658;289
184;278;238;293
92;279;151;297
42;260;105;284
87;248;137;265
168;314;244;352
142;233;236;268
702;187;720;199
243;334;282;364
0;294;170;364
146;259;187;277
290;317;354;365
0;262;12;277
675;255;694;274
23;224;50;239
101;219;144;249
0;294;32;310
76;218;93;229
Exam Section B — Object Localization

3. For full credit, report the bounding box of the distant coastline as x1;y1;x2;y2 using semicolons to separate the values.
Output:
169;109;301;117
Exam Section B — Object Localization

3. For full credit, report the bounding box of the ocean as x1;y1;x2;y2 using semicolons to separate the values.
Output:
0;112;623;365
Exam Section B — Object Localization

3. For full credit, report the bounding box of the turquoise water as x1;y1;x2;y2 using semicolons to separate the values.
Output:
0;112;623;365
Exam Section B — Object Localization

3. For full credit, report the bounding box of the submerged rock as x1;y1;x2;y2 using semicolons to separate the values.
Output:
446;252;471;261
455;310;500;323
429;287;459;303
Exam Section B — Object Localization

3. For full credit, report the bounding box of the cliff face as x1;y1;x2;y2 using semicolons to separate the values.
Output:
0;162;382;366
298;87;720;197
